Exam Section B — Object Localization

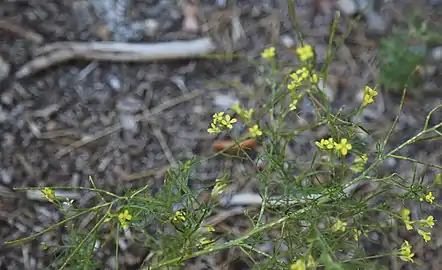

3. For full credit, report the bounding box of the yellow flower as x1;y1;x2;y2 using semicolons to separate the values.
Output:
417;229;431;242
261;47;275;59
213;112;225;124
401;208;411;219
118;210;132;229
290;259;306;270
249;124;263;137
243;108;254;121
362;86;378;106
334;138;352;156
420;216;435;228
208;112;237;133
296;44;314;62
231;103;254;122
289;73;304;87
353;229;362;241
173;210;186;222
401;208;414;230
205;225;216;232
220;114;237;129
310;73;319;84
41;187;55;201
207;123;221;133
398;240;414;262
289;99;298;111
332;219;347;232
296;67;310;80
118;210;132;221
287;81;298;91
420;191;435;204
405;220;414;231
315;138;334;150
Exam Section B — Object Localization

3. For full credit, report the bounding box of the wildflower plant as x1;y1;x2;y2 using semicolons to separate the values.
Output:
5;7;442;270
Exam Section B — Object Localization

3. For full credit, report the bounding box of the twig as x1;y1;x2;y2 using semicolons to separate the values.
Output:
0;19;44;44
55;91;205;158
16;38;217;78
150;123;178;168
224;192;322;207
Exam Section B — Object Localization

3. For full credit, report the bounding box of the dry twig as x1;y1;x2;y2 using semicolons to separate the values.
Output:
16;38;217;78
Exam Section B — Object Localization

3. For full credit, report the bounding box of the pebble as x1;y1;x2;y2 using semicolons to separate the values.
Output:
430;46;442;62
423;65;437;77
107;75;121;91
119;113;139;132
116;96;143;113
280;35;296;48
355;0;371;11
337;0;358;15
0;56;10;82
1;169;12;184
214;94;238;111
364;11;389;36
143;19;159;37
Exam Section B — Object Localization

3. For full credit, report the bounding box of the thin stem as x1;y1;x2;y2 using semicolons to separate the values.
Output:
4;201;116;245
59;203;114;270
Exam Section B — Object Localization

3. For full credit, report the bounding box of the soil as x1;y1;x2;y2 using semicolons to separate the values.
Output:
0;0;441;269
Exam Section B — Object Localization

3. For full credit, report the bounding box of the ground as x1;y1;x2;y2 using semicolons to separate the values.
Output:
0;0;441;269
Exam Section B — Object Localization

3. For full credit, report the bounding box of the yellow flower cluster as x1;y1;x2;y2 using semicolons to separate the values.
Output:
290;254;315;270
398;240;414;262
296;44;314;62
118;210;132;229
420;191;435;204
315;137;334;150
207;112;237;133
261;47;275;59
353;228;362;241
287;67;318;111
231;102;254;122
173;210;187;222
401;208;435;242
332;219;347;232
316;137;353;156
362;86;378;107
288;68;319;90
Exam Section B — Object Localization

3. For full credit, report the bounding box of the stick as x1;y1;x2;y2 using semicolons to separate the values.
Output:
16;38;217;78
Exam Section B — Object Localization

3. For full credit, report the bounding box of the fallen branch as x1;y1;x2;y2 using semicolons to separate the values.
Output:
15;37;217;78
